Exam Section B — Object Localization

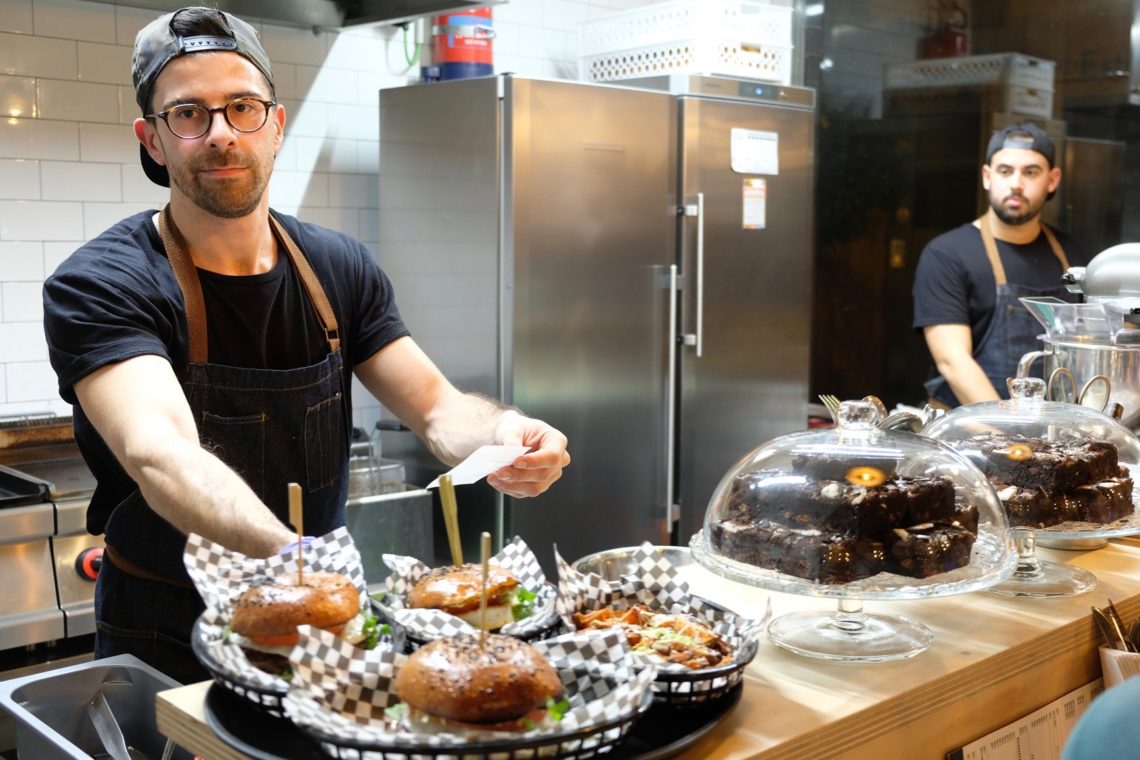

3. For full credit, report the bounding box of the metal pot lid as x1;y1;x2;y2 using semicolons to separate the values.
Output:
1081;243;1140;300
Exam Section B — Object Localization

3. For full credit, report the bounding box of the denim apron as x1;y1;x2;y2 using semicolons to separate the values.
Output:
95;206;350;683
926;215;1070;408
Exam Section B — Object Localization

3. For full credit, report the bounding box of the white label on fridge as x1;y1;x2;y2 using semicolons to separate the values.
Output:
731;128;779;174
742;178;766;230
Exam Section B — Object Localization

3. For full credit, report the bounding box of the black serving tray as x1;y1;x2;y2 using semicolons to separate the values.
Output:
203;681;742;760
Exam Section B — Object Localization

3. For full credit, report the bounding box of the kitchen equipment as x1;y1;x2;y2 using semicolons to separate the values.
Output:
0;654;191;760
342;432;432;591
922;376;1140;596
0;415;101;655
1046;367;1078;403
1079;375;1113;413
690;398;1015;661
378;74;815;572
88;691;131;760
1093;606;1130;652
1018;243;1140;431
1019;336;1140;430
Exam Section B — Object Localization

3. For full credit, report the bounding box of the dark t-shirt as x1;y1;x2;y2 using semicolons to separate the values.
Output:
912;222;1088;348
42;209;410;530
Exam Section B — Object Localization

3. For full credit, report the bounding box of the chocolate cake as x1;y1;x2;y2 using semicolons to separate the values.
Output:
965;434;1119;494
709;518;885;584
1056;476;1134;524
711;471;977;583
955;434;1135;528
724;472;908;535
883;523;976;578
992;484;1064;529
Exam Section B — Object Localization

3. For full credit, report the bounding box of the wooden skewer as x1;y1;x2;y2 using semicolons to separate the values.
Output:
479;531;492;649
439;474;463;567
288;482;304;585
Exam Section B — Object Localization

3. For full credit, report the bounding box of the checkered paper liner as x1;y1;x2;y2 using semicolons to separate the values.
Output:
377;535;559;643
555;542;769;705
184;527;380;714
282;625;658;758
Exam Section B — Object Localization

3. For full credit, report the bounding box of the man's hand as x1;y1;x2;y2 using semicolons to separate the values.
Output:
486;411;570;498
355;339;571;497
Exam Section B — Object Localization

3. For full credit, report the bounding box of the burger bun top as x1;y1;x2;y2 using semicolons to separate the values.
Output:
231;570;359;640
395;633;563;724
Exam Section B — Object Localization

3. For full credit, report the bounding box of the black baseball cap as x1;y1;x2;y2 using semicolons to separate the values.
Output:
985;123;1055;168
131;7;275;187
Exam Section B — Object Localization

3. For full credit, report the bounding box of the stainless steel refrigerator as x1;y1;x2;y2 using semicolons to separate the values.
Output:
378;74;814;572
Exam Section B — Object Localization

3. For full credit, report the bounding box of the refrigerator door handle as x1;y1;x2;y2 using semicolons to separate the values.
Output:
665;264;679;538
682;193;705;357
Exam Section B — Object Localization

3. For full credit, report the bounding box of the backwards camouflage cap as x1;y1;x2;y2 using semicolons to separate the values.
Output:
132;7;275;187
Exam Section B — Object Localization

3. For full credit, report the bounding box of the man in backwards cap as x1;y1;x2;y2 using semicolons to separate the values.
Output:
912;123;1087;407
42;7;570;682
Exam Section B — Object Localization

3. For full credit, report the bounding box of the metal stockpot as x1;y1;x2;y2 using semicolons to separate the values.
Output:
1018;337;1140;430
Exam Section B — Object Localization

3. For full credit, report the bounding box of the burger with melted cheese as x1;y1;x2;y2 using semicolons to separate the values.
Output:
394;633;565;730
407;563;535;631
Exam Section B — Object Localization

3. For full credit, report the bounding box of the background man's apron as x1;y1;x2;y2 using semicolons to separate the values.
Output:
96;206;350;683
927;216;1070;408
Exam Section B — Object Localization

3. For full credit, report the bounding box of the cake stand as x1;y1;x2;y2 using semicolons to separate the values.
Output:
690;399;1017;662
923;377;1140;599
690;522;1015;662
984;507;1140;598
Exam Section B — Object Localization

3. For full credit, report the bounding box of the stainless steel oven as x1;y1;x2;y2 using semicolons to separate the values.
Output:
0;416;101;664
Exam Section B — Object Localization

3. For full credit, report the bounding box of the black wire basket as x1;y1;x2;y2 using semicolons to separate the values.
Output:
191;602;405;719
299;690;655;760
650;636;759;707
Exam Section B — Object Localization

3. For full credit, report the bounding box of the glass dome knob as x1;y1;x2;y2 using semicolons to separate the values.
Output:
1006;376;1046;400
837;400;880;428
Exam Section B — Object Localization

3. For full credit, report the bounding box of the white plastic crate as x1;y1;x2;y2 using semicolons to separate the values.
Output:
1003;83;1054;119
580;0;794;84
883;53;1055;91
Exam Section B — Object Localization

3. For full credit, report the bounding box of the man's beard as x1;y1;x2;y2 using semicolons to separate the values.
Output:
989;191;1044;226
167;149;272;219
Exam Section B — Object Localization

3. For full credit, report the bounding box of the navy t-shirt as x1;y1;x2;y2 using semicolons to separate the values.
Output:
912;222;1087;349
43;209;410;531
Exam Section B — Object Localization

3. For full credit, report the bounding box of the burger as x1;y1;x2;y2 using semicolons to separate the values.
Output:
407;563;536;631
229;570;383;675
394;633;566;731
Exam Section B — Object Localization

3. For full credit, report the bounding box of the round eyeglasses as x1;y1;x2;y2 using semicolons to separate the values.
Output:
146;98;276;139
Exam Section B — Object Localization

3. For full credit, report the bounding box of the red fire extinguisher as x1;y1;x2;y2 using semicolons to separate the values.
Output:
918;1;968;59
431;8;495;81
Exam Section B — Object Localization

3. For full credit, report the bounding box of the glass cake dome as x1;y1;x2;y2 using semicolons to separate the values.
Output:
689;399;1017;662
921;376;1140;598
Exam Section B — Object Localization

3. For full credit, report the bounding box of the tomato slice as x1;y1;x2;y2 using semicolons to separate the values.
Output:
249;622;347;648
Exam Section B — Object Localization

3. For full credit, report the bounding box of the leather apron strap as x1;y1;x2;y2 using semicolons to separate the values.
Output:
977;214;1070;285
157;205;342;362
268;213;341;353
158;206;209;364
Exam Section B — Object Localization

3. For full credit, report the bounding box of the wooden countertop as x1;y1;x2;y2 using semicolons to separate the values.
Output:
157;541;1140;760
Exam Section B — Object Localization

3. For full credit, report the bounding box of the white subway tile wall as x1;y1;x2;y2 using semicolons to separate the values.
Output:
0;0;658;426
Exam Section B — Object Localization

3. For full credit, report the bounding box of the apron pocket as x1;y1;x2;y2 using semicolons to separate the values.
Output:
305;392;343;491
200;411;267;498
